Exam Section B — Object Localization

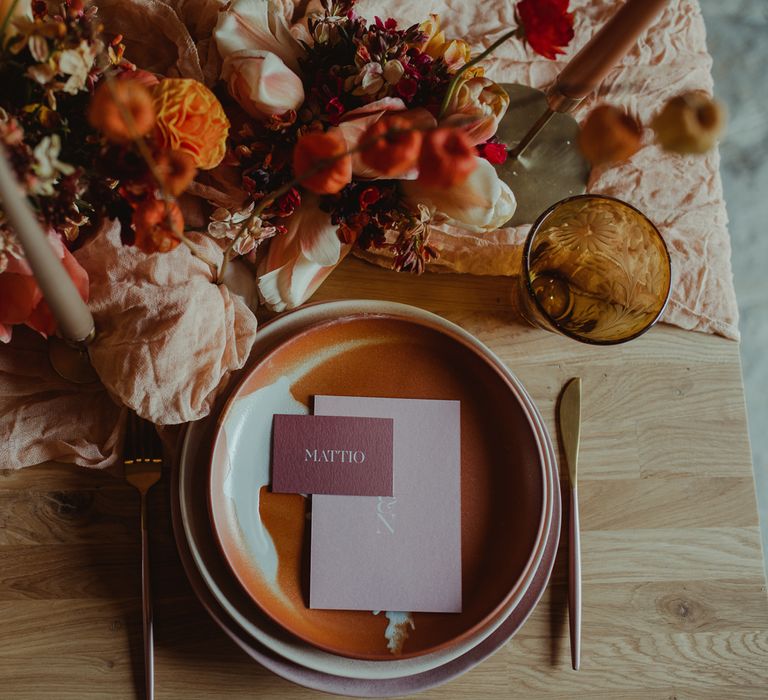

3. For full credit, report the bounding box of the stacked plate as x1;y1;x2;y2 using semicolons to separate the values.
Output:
170;300;561;697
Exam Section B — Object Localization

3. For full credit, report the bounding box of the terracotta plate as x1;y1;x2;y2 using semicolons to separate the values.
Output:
181;301;556;680
209;311;549;661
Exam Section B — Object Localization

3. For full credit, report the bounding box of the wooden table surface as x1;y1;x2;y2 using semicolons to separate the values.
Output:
1;258;766;699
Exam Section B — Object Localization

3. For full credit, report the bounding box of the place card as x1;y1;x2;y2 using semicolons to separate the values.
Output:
271;414;394;496
310;396;462;613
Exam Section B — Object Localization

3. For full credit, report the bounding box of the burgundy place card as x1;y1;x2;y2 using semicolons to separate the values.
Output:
271;414;394;496
310;396;462;613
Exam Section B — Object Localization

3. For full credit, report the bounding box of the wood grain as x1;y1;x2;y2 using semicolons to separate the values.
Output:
0;257;766;699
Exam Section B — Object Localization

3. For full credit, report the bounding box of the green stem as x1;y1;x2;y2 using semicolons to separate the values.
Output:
438;27;520;118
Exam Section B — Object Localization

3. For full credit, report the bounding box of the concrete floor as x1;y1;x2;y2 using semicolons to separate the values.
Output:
699;0;768;577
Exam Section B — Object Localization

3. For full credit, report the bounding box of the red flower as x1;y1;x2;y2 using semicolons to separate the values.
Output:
417;128;477;188
515;0;575;60
477;141;508;165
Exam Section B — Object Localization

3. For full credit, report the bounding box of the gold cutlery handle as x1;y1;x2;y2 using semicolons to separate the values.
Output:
569;485;582;671
141;492;154;700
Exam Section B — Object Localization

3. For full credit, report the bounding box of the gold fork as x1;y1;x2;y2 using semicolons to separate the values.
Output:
124;411;163;700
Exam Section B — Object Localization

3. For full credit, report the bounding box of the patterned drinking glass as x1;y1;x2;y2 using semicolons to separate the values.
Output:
518;194;671;344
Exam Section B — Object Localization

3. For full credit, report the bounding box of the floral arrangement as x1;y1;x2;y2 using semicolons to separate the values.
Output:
205;0;575;309
0;0;230;341
0;0;725;344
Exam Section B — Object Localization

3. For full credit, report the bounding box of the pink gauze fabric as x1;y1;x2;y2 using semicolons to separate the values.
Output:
352;0;739;340
0;221;258;470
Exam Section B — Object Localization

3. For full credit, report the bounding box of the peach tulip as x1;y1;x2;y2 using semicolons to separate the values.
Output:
404;157;516;233
258;195;350;312
222;50;305;119
444;76;510;146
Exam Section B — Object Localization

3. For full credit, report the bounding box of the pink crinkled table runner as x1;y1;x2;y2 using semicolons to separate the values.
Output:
353;0;739;340
0;0;739;472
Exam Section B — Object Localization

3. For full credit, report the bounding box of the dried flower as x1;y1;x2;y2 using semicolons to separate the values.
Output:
360;114;423;177
293;131;352;195
30;134;74;195
132;198;183;253
352;62;385;96
0;226;22;275
393;204;438;274
417;128;477;188
207;203;279;255
651;91;726;155
439;40;471;70
154;150;197;197
515;0;574;60
579;104;643;167
57;39;98;94
88;79;157;143
153;79;230;170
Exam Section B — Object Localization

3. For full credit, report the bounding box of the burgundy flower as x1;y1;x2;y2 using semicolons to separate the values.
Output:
477;141;509;165
396;77;418;101
275;187;301;217
374;17;398;31
515;0;575;60
326;97;347;124
359;186;381;209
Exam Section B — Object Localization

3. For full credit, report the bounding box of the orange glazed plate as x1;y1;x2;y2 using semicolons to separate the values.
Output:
208;312;549;661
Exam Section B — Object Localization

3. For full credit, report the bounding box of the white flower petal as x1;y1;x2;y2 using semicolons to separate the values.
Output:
403;157;516;233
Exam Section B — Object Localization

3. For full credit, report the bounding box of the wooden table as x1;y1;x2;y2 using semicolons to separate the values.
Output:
1;258;766;699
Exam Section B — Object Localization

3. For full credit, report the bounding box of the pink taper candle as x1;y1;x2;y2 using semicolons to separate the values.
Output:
0;145;95;343
548;0;670;110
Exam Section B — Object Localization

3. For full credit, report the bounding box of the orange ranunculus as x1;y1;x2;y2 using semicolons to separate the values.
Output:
88;79;156;143
578;104;643;167
292;132;352;195
417;128;477;188
152;79;230;170
154;150;197;196
132;198;184;253
359;114;423;177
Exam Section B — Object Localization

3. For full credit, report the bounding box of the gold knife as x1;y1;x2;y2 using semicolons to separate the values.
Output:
558;377;582;671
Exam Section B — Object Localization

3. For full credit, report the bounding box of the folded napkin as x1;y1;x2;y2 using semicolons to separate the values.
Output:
353;0;740;340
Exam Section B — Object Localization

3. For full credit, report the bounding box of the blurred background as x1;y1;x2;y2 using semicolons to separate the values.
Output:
700;0;767;575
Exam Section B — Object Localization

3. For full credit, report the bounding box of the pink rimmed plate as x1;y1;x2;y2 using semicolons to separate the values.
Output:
170;301;560;695
207;303;552;661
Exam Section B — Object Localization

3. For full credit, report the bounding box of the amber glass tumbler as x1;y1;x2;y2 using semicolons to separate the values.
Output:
519;194;672;344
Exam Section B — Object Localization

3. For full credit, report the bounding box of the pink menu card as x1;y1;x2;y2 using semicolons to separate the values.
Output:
310;395;462;613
